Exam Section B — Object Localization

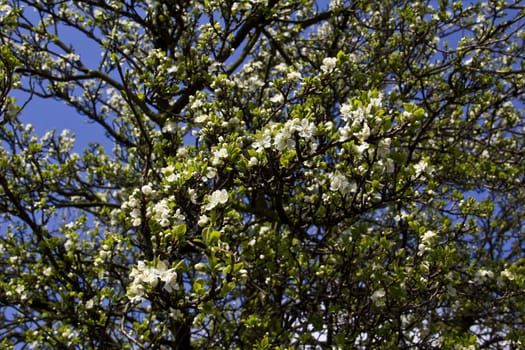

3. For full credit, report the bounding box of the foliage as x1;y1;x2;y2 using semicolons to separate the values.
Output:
1;0;524;348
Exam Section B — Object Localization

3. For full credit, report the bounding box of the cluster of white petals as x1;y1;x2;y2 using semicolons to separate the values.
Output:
254;118;318;153
121;190;142;227
59;129;75;153
212;146;229;166
371;288;386;306
127;260;178;302
151;199;171;228
418;230;437;255
320;57;337;73
473;269;494;285
328;171;356;194
203;189;229;211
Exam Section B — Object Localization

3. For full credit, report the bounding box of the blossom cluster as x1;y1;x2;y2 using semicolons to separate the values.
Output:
127;260;178;302
252;117;318;153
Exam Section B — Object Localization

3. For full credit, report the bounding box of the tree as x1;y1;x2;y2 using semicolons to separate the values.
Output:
1;0;524;348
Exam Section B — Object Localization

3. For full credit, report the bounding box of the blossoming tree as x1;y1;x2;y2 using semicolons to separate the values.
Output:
1;0;524;348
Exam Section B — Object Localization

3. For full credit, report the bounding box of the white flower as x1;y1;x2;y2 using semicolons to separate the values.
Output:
195;114;209;124
157;260;179;293
162;121;178;134
176;147;188;158
204;167;217;180
127;282;146;303
501;269;514;281
418;230;437;254
212;146;229;166
291;118;317;140
377;138;391;157
162;271;178;292
188;188;198;204
130;208;142;227
369;94;383;108
166;172;178;183
0;4;13;14
286;70;302;81
203;189;229;211
340;103;352;119
321;57;337;73
355;123;370;141
153;199;171;228
274;128;294;151
198;214;209;226
127;260;179;301
413;159;429;177
141;184;153;196
422;230;437;243
59;129;75;153
138;264;160;287
173;208;185;224
353;142;369;155
15;284;25;295
253;130;272;152
329;172;356;194
64;238;75;252
270;92;284;104
371;288;386;305
473;269;494;284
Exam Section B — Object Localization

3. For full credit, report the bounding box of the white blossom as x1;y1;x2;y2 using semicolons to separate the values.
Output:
203;189;228;211
130;208;142;227
286;70;302;81
501;269;515;281
354;142;369;155
212;146;229;166
253;129;273;152
157;260;179;293
340;103;352;119
127;260;179;302
371;288;386;305
418;230;437;254
141;184;153;196
321;57;337;73
274;127;294;151
197;214;209;227
187;188;198;204
355;123;370;141
270;92;284;104
204;167;217;180
59;129;75;153
473;269;494;284
413;159;429;177
162;121;178;134
377;138;391;157
64;239;75;253
291;118;317;140
329;172;356;194
152;199;173;228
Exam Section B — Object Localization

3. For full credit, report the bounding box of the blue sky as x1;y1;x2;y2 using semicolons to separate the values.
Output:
12;9;110;152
